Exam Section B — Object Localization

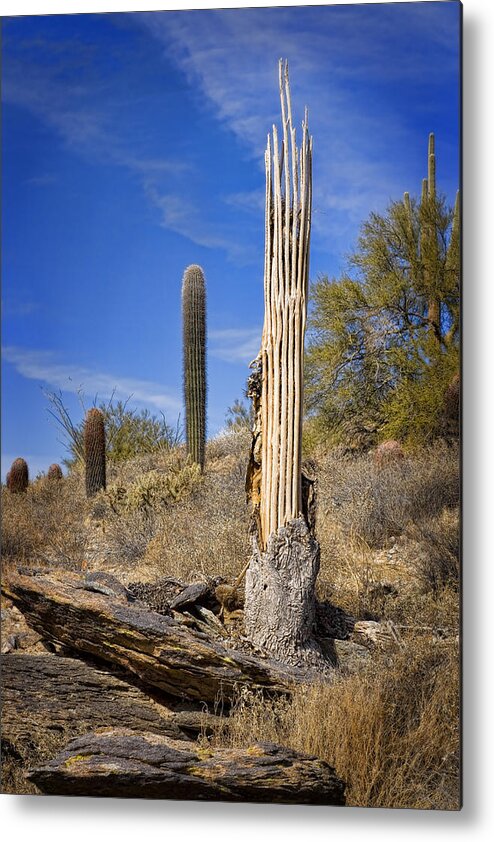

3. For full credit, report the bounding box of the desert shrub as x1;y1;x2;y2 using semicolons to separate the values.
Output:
407;506;460;595
45;389;182;467
80;430;251;574
1;472;86;569
105;462;202;515
211;639;460;810
317;440;459;550
86;454;203;566
225;399;252;431
143;450;250;582
205;427;251;462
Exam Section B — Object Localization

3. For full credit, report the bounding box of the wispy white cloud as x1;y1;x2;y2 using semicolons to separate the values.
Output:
146;186;258;264
224;190;265;215
3;42;253;262
2;345;181;414
2;295;39;317
140;5;459;262
24;173;58;187
3;58;187;179
209;327;261;364
2;48;190;227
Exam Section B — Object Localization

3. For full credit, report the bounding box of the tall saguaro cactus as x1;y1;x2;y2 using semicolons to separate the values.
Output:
425;133;441;339
182;264;207;470
84;408;106;498
244;61;326;669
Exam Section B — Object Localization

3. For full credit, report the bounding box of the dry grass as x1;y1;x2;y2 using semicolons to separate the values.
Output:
1;472;86;571
140;431;251;581
314;442;460;622
316;440;459;549
1;428;460;809
209;639;460;810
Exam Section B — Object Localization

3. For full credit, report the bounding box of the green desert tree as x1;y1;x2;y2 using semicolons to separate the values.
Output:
225;398;252;431
45;389;182;469
306;134;459;448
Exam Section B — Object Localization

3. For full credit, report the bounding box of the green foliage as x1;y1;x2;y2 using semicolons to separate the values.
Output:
182;264;207;470
225;399;252;431
99;402;182;463
306;136;459;448
45;390;182;469
105;461;202;514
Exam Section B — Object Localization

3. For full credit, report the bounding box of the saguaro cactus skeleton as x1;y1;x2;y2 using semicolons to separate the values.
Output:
245;61;328;669
258;62;312;546
182;264;207;471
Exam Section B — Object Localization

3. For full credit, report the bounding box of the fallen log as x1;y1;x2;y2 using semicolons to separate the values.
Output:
2;570;306;705
27;728;346;804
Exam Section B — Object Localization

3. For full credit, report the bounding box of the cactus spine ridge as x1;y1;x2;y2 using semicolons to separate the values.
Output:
421;178;428;206
182;264;207;471
47;463;63;481
8;457;29;493
84;408;106;498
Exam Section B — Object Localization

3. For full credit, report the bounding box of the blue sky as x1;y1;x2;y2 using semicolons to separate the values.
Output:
1;2;460;478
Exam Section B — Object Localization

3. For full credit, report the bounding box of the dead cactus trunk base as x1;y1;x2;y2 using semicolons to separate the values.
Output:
245;518;331;671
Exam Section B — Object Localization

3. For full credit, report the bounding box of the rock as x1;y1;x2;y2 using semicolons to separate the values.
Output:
333;639;371;674
1;652;195;769
28;728;346;804
83;571;136;600
2;634;18;654
169;582;213;610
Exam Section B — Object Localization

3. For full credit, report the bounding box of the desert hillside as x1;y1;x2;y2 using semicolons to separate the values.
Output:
1;427;460;808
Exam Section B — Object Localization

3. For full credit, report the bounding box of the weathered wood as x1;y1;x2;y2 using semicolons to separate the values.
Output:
2;570;306;705
244;62;327;670
246;518;331;671
169;581;215;611
258;61;313;546
1;654;192;764
27;728;346;804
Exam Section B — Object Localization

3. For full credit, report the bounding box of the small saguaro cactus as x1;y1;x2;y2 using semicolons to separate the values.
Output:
47;463;63;481
84;408;106;498
8;458;29;493
182;264;207;470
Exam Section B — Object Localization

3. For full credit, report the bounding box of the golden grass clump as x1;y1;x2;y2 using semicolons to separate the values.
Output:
142;450;250;582
314;442;460;619
1;471;86;570
210;639;460;810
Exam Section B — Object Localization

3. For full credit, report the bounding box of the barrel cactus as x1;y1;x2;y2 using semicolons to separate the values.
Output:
84;408;106;498
47;463;63;481
8;457;29;493
182;264;207;470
